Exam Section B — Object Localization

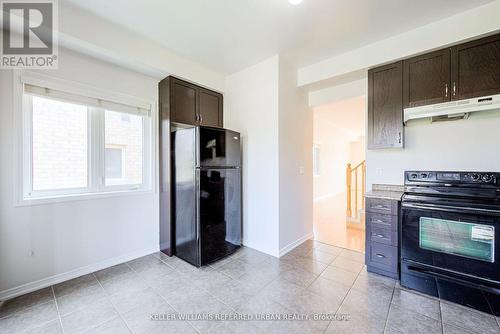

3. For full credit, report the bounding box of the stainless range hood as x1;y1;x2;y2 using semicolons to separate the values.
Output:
404;94;500;123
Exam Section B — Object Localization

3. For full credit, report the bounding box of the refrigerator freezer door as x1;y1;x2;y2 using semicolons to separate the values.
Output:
199;168;241;265
198;127;241;168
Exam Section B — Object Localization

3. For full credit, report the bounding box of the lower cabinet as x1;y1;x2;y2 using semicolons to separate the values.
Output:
365;198;400;279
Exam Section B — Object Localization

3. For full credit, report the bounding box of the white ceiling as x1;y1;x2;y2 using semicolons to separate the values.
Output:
66;0;493;74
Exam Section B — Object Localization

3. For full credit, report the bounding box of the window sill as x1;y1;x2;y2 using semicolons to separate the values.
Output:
15;188;154;207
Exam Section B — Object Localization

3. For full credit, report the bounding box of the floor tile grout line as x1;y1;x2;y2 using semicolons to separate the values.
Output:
324;265;365;334
439;301;445;334
51;285;65;334
0;298;56;322
382;284;396;334
439;300;499;334
92;272;135;334
153;281;203;334
147;254;219;334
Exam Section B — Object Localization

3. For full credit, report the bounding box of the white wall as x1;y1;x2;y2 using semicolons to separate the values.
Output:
309;78;368;108
0;48;160;297
225;55;314;257
224;56;281;257
366;115;500;187
298;1;500;86
278;57;313;254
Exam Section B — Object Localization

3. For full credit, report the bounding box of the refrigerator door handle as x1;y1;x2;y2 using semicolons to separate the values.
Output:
195;168;201;266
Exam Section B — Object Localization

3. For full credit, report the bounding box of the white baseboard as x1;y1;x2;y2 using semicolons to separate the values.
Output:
0;245;159;301
278;232;314;257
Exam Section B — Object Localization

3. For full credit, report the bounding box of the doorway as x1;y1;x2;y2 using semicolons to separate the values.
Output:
312;96;366;252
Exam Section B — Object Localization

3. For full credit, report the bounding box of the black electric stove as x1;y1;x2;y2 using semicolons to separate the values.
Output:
401;171;500;316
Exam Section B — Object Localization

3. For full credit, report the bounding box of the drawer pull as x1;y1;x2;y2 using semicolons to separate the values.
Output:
373;219;384;223
375;254;386;258
375;234;386;238
374;205;387;209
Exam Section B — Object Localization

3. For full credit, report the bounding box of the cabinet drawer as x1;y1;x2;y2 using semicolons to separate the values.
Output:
367;243;397;273
369;223;397;246
366;212;397;230
366;198;398;215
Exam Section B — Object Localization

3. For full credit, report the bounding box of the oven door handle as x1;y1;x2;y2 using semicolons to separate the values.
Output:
402;202;500;215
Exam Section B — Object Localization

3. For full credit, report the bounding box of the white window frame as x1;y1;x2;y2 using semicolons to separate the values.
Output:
13;71;155;206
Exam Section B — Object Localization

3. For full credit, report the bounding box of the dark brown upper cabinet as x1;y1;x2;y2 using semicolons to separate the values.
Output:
403;49;451;108
402;33;500;109
198;88;223;127
451;34;500;100
368;61;404;149
170;78;198;125
168;76;223;128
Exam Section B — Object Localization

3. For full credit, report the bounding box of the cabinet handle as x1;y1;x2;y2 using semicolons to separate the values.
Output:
452;82;457;96
200;114;203;124
398;132;401;144
375;254;386;259
375;234;386;238
445;83;449;97
374;219;384;223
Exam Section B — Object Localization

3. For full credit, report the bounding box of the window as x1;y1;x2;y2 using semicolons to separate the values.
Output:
313;144;321;176
105;111;143;186
21;79;152;201
105;147;124;180
32;97;88;191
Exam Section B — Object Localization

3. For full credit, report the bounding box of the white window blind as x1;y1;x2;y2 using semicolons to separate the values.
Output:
23;83;151;117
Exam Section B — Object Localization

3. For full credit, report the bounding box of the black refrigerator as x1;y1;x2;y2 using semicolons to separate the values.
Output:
171;125;242;267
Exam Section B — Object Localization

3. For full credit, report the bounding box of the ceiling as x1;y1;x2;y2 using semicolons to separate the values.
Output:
66;0;493;74
314;96;365;137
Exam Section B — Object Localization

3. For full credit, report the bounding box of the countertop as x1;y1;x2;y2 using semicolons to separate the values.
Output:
365;184;404;201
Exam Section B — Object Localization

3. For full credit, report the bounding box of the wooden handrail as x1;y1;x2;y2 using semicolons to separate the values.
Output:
346;163;352;216
346;160;366;219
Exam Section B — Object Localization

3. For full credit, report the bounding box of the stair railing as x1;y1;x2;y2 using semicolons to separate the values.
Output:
346;160;366;218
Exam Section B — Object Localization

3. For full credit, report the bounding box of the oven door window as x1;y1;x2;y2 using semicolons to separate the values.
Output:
419;217;495;263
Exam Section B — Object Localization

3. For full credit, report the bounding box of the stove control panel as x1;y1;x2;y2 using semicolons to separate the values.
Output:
464;173;496;184
406;171;498;185
408;172;437;181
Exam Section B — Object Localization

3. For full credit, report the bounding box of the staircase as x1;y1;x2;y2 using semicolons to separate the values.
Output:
346;160;366;229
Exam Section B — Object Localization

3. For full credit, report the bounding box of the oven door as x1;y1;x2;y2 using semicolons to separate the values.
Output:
401;202;500;282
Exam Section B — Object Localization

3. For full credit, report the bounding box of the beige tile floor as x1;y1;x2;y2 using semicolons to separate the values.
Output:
314;193;365;253
1;242;499;334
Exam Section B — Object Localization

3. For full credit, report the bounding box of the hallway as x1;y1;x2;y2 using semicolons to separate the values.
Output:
313;193;365;253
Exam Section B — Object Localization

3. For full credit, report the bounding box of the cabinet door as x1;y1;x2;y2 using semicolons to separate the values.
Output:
451;34;500;100
368;61;404;149
199;88;223;127
170;78;198;125
403;49;451;108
